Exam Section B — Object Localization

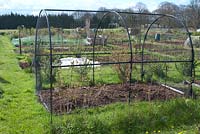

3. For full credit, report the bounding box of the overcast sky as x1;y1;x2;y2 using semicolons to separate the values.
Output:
0;0;190;15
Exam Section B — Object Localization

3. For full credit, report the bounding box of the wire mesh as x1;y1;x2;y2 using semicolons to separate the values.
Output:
35;9;194;129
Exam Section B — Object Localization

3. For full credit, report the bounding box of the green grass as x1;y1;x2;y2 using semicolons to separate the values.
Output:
52;99;200;134
53;58;189;88
0;36;50;134
53;65;121;88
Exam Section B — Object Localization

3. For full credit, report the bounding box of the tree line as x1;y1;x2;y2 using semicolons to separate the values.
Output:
0;13;37;29
0;0;199;30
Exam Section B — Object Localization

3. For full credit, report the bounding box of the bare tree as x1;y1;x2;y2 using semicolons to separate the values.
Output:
188;0;200;30
135;2;149;13
82;13;92;37
156;2;179;15
178;5;188;25
135;2;150;26
134;2;150;45
154;2;180;28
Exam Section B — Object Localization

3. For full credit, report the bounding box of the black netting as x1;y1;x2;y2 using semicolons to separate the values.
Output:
35;10;194;124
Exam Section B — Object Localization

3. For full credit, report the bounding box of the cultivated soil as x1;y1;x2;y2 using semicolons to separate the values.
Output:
38;83;182;114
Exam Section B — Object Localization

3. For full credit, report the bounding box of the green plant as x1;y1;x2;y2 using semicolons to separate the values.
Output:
55;69;65;87
192;32;200;36
18;54;33;71
144;63;166;82
144;70;154;83
50;99;200;134
112;50;131;83
154;64;165;78
0;87;4;98
193;60;200;78
39;56;58;85
115;63;131;83
73;58;92;86
175;62;191;76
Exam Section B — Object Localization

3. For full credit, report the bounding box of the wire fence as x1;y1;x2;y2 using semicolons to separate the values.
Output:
34;9;194;127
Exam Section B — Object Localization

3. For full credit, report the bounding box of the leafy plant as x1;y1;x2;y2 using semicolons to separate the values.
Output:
143;63;167;83
73;58;93;86
40;56;58;85
16;54;34;73
152;63;166;78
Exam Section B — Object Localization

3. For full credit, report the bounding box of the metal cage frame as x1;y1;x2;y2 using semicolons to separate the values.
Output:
35;9;194;124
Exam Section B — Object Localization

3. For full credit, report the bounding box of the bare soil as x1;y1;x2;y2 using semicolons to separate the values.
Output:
38;83;182;114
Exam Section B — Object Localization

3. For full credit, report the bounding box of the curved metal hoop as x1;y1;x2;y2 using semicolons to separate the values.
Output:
93;11;133;85
35;9;53;123
34;10;195;128
141;14;194;96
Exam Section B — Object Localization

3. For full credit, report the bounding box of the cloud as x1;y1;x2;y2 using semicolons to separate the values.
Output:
0;0;190;15
0;4;9;9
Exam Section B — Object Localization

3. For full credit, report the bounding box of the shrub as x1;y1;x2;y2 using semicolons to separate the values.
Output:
144;71;154;83
73;58;93;86
17;54;33;73
175;62;191;76
144;63;166;82
112;50;131;83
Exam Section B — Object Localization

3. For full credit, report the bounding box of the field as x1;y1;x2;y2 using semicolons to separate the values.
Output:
1;25;200;133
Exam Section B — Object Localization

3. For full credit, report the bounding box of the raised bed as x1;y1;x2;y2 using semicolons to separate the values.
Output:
38;83;183;114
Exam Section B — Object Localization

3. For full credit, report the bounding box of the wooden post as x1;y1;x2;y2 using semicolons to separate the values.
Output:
85;17;90;38
18;27;22;55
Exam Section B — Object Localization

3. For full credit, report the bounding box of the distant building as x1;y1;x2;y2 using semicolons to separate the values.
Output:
86;35;107;46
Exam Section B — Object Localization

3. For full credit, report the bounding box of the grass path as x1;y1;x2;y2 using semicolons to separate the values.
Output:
0;36;49;134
